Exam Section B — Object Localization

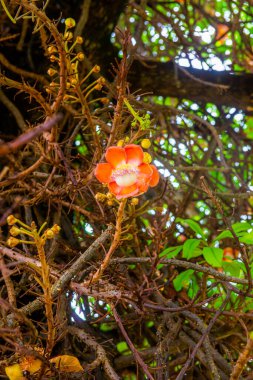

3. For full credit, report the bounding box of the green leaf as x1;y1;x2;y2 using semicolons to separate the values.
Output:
176;218;206;239
173;269;194;291
239;232;253;244
183;239;201;259
232;222;251;236
117;341;129;354
214;222;251;242
214;230;233;242
159;245;183;258
203;247;223;267
222;261;241;277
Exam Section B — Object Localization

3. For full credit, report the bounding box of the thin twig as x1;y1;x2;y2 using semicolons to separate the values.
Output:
113;307;155;380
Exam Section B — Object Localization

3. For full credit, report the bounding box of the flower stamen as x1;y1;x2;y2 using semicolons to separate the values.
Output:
112;164;138;187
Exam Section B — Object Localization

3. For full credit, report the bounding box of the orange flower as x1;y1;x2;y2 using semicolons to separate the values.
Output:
95;144;159;199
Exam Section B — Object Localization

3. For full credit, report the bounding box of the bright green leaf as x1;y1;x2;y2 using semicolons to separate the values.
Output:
214;230;233;242
222;261;241;277
183;239;201;259
203;247;223;267
117;341;129;354
239;232;253;244
159;245;183;258
232;222;251;236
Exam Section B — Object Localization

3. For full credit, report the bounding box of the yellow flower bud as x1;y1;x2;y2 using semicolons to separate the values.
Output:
70;78;78;85
7;215;17;225
7;237;20;247
141;139;151;149
95;193;107;202
98;77;106;85
9;226;21;237
64;31;73;41
124;136;130;142
51;224;61;234
131;198;139;206
117;140;124;147
65;18;76;29
49;55;58;62
44;229;55;239
76;36;83;44
76;52;85;61
106;192;113;200
143;152;152;164
47;45;57;54
93;65;100;73
49;82;58;87
47;68;57;76
107;200;114;206
94;84;102;91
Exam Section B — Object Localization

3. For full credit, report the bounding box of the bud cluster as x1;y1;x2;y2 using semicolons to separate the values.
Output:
95;192;116;206
6;215;61;248
45;17;108;109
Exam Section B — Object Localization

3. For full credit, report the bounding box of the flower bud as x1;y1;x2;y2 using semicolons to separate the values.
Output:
51;224;61;234
76;36;83;44
117;140;124;147
98;77;106;85
106;192;113;200
76;52;85;61
93;65;100;73
7;237;20;247
49;55;58;62
64;31;73;41
49;82;58;87
94;84;102;91
143;152;152;164
7;215;17;225
10;226;21;237
95;193;107;202
47;68;57;76
47;45;57;54
65;18;76;29
107;200;114;206
141;139;151;149
44;229;55;239
131;198;139;206
70;78;78;85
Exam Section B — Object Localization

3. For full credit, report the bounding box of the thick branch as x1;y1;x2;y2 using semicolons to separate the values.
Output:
128;60;253;111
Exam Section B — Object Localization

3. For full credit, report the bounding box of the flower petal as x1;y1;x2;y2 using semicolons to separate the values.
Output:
125;145;144;166
149;165;160;187
95;163;112;183
105;147;126;168
109;182;140;199
138;182;149;193
108;181;122;196
136;163;153;192
117;183;140;199
138;163;153;178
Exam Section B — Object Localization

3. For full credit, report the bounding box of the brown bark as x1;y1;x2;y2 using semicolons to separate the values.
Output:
128;60;253;111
